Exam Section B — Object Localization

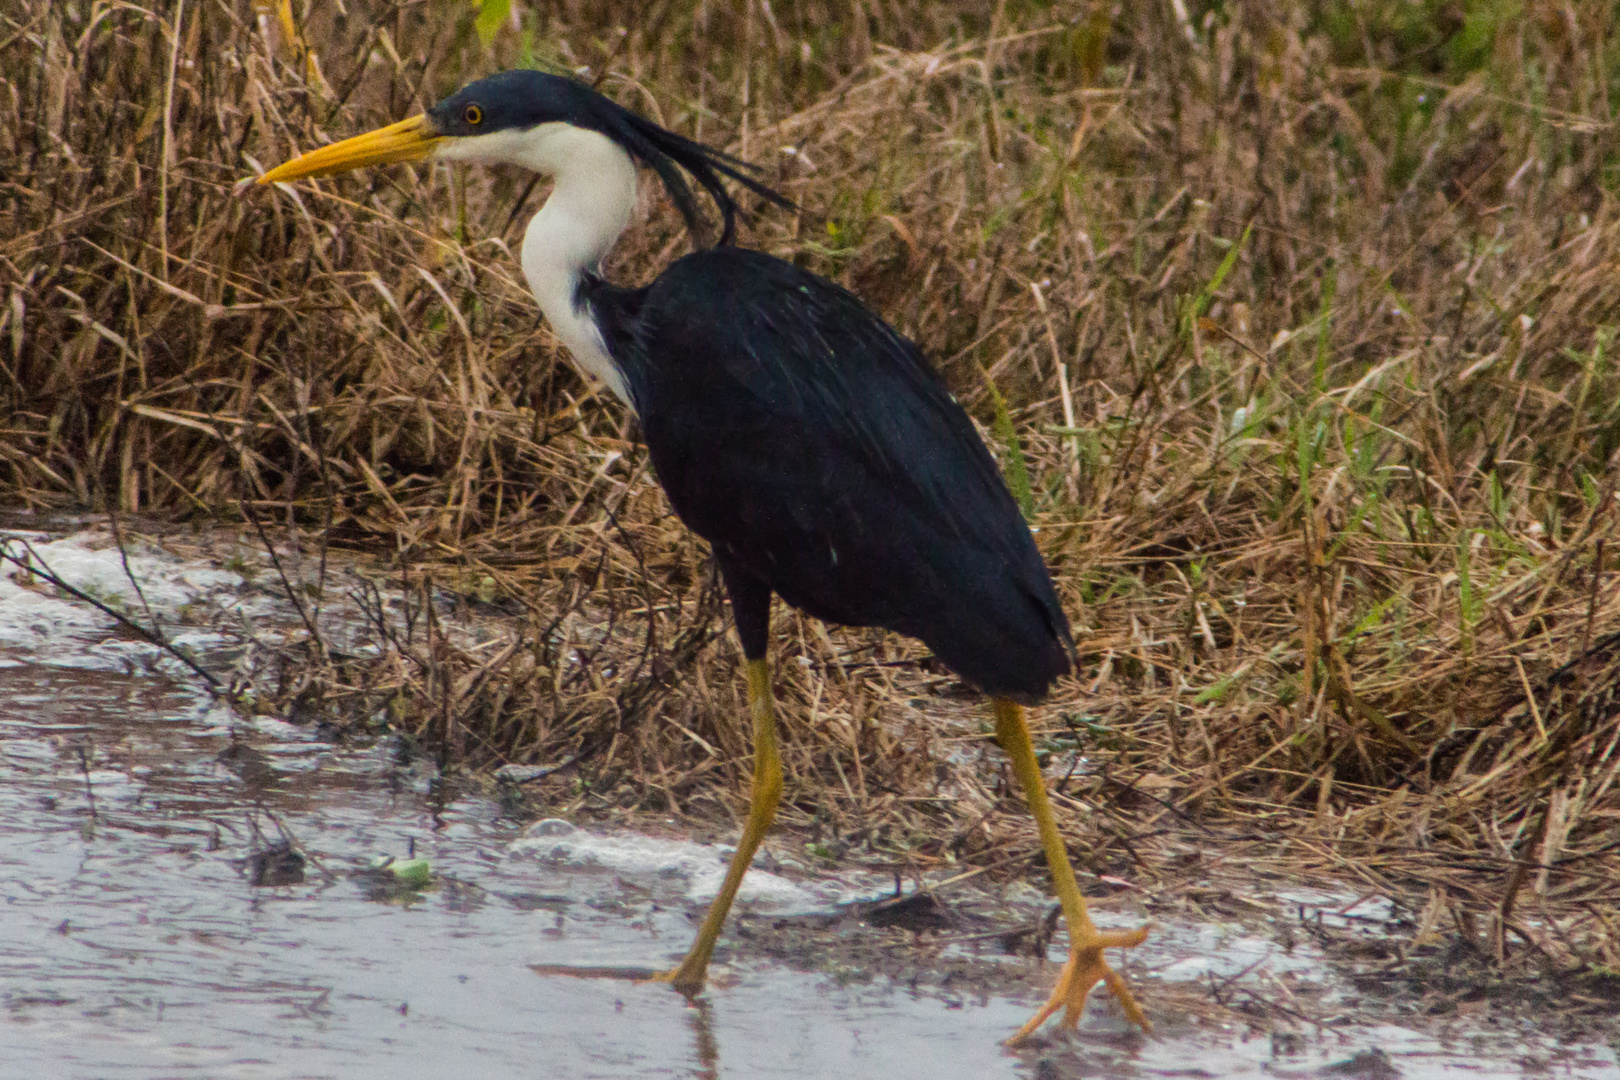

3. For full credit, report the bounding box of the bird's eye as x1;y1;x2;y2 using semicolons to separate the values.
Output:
463;104;483;125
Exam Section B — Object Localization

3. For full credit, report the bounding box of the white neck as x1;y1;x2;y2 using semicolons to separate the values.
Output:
439;123;639;403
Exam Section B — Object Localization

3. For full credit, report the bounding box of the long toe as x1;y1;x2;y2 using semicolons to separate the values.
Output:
1054;948;1148;1033
528;960;709;998
1071;925;1150;1030
1100;963;1150;1030
1007;923;1151;1045
530;962;661;982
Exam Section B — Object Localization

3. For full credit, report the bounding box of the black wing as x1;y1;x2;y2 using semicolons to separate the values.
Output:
589;248;1071;701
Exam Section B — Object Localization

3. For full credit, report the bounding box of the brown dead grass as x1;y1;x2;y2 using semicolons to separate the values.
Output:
4;1;1620;996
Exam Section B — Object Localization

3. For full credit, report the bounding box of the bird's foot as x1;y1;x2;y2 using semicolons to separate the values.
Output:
642;957;708;998
1006;924;1151;1045
528;958;712;998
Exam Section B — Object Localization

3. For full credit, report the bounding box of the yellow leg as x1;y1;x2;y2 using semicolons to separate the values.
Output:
651;658;783;996
993;698;1151;1043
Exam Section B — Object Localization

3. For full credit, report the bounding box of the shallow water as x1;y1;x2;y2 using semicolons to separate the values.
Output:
2;526;1615;1079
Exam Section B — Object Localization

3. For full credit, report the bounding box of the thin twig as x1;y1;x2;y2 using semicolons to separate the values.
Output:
0;539;224;693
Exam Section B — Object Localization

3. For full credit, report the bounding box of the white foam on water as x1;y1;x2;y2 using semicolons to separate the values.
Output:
509;818;885;913
0;531;249;659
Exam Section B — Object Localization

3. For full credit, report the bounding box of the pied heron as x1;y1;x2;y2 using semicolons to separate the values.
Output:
254;69;1148;1041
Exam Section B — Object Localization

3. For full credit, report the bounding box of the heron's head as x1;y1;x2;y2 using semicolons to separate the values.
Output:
255;72;613;182
254;70;791;246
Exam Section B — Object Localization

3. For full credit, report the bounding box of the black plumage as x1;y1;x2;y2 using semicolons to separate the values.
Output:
584;249;1072;701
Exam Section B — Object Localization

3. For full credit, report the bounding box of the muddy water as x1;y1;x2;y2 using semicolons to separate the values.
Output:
2;527;1616;1079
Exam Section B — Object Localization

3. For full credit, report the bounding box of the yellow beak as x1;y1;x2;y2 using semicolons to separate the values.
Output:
256;114;442;184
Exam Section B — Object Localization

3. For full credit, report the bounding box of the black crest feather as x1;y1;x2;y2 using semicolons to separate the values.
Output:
430;70;793;247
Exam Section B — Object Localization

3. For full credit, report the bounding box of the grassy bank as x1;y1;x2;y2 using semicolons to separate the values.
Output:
4;0;1620;993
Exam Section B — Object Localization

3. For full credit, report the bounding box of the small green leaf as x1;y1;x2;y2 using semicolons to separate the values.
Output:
1579;470;1601;508
981;369;1034;518
475;0;510;47
1194;672;1237;705
1183;222;1253;338
388;858;433;889
1457;532;1477;654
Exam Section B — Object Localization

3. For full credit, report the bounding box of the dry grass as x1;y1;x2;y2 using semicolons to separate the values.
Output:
5;1;1620;995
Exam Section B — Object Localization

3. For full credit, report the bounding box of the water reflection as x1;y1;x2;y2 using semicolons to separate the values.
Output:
687;997;720;1080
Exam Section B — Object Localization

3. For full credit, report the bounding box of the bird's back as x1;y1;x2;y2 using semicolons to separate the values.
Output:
588;248;1071;702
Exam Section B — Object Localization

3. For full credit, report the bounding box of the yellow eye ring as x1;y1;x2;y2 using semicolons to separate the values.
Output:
463;104;483;125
